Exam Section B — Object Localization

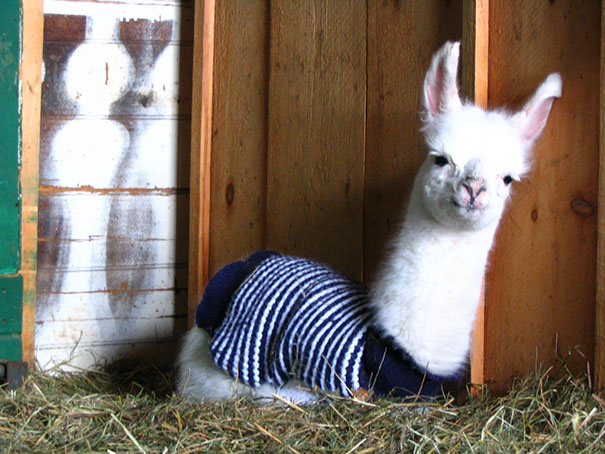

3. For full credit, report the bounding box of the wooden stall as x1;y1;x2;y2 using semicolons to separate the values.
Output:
31;0;194;370
6;0;604;393
597;0;605;393
189;0;604;393
0;0;28;365
20;0;44;366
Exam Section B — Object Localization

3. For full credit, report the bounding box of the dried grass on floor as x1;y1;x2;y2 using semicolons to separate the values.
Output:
0;361;603;454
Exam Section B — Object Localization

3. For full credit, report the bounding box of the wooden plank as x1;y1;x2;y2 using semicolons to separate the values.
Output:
35;190;188;366
209;1;268;276
0;0;21;274
0;276;23;361
365;0;462;281
0;279;22;344
461;0;489;107
596;0;605;392
188;0;215;326
37;337;183;372
485;0;599;391
39;2;194;369
20;0;44;364
461;0;489;391
267;1;367;281
40;118;192;189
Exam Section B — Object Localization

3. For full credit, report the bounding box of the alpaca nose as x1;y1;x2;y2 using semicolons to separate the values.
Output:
463;177;486;197
461;177;488;207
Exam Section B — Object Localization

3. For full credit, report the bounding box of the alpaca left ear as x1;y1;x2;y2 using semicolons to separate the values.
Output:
422;41;463;123
513;73;562;146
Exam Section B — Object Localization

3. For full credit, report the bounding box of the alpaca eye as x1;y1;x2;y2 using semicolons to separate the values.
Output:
434;155;449;167
503;175;513;185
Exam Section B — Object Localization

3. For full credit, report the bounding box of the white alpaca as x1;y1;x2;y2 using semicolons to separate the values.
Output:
176;42;562;403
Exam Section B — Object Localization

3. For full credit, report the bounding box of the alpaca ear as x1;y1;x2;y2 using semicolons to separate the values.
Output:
423;41;462;123
513;73;562;146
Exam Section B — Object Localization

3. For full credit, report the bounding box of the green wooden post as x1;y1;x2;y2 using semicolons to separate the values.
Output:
0;0;23;362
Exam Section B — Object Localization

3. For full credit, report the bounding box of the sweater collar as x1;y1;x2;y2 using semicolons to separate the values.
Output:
360;327;463;400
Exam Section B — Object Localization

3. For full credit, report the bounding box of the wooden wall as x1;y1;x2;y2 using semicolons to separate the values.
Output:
190;0;463;297
35;0;194;369
191;0;603;392
0;0;24;362
20;0;44;365
596;0;605;392
190;1;462;317
364;1;462;280
482;0;600;390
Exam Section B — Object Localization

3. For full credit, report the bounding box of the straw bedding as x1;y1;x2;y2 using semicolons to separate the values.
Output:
1;360;603;453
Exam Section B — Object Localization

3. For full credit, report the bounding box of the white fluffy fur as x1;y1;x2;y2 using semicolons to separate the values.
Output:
176;328;318;403
176;41;562;401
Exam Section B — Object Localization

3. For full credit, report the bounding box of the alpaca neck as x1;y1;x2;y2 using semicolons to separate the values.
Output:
369;190;500;377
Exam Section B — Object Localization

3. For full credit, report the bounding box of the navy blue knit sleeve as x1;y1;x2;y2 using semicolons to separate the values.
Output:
195;251;279;333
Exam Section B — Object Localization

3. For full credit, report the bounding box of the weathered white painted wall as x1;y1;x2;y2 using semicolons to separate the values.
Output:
35;0;193;370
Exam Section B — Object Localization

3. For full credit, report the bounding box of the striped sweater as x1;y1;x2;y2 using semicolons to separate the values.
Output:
196;251;453;399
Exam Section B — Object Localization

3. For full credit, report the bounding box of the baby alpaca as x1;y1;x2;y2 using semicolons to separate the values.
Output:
176;42;562;403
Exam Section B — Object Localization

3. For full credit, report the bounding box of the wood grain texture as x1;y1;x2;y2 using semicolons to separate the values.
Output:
267;1;367;280
461;0;489;391
38;2;194;368
461;0;488;107
0;0;21;274
364;0;462;282
485;0;599;391
209;1;268;276
20;0;44;365
596;0;605;392
188;0;214;326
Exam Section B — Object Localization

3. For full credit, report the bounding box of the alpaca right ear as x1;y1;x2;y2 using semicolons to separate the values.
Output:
423;41;462;123
512;73;562;147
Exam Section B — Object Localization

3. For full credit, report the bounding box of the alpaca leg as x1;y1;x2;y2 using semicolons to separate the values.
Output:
176;328;254;401
272;381;318;404
176;328;319;404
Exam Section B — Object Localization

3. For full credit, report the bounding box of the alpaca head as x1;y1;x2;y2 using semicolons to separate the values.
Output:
418;42;562;231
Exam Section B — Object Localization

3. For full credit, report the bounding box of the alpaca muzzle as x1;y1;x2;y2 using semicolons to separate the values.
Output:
460;177;488;210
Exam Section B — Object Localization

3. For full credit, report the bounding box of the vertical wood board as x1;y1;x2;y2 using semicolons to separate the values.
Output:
0;276;23;361
20;0;44;365
188;0;214;325
266;1;367;281
364;0;462;281
0;0;21;274
461;0;489;390
38;0;193;369
596;0;605;391
208;1;268;277
485;0;599;390
0;0;22;362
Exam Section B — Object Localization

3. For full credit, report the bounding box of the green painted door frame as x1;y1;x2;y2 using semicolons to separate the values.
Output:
0;0;23;362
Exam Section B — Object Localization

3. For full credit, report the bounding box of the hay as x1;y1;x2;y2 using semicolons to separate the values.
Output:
1;362;603;453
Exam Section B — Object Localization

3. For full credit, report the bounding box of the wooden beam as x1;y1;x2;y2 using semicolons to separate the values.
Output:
267;1;367;281
596;0;605;392
188;0;215;327
20;0;44;365
461;0;488;108
364;0;463;282
461;0;489;391
208;1;269;276
485;0;599;391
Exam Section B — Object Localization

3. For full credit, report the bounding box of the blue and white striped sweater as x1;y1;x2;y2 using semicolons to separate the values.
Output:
196;251;454;399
